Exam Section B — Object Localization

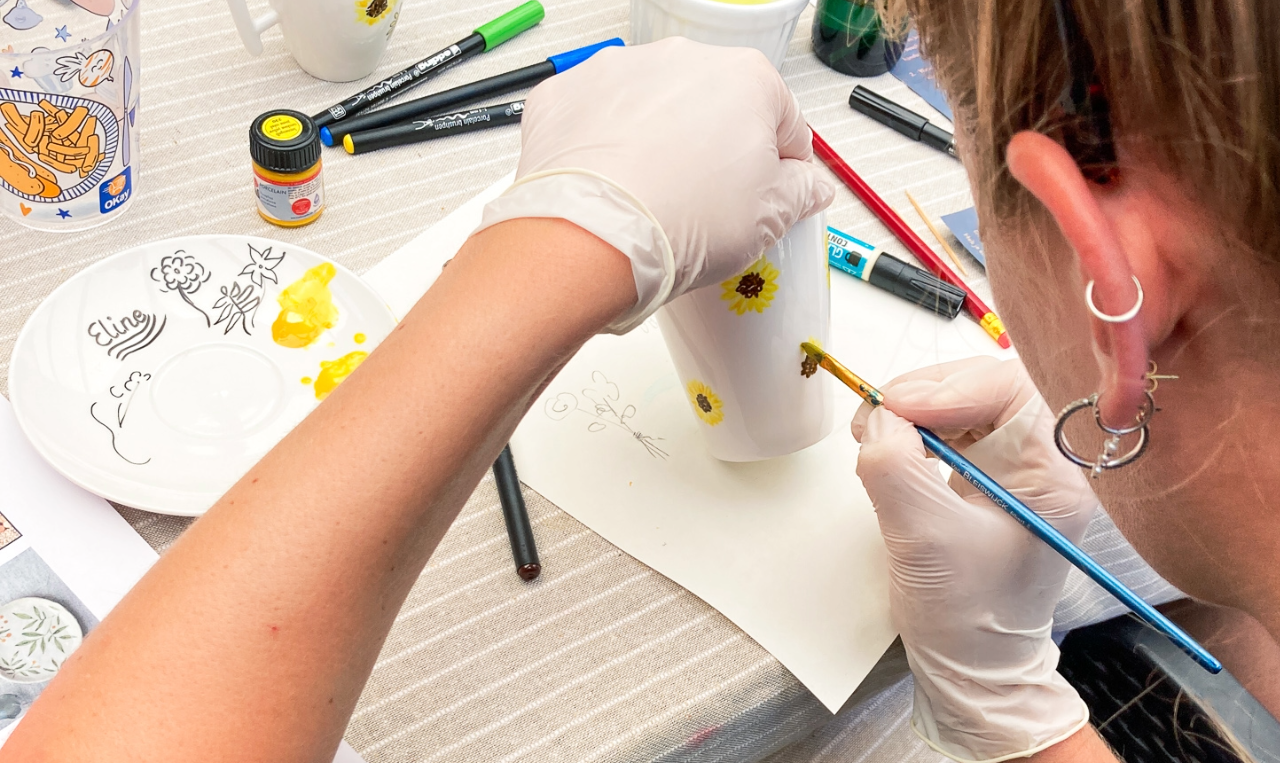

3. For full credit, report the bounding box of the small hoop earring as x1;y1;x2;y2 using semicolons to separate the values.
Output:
1085;275;1143;323
1054;390;1155;478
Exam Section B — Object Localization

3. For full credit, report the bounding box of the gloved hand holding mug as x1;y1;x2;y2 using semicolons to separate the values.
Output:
475;37;834;333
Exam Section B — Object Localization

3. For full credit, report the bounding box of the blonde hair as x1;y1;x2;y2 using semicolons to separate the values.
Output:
881;0;1280;257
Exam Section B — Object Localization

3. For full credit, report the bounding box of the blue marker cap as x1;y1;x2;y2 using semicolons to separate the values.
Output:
320;125;334;146
547;37;624;74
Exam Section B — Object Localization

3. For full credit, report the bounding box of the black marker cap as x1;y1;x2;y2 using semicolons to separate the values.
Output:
250;110;322;173
868;253;967;319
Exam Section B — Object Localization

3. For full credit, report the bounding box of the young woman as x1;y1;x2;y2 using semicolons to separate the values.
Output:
0;39;834;762
851;0;1280;759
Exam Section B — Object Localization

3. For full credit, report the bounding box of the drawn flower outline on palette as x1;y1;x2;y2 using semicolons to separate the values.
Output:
213;281;261;336
544;371;669;459
151;252;211;326
721;258;780;315
686;380;724;426
239;243;285;289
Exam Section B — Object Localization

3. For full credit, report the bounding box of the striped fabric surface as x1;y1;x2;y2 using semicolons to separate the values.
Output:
0;1;1179;761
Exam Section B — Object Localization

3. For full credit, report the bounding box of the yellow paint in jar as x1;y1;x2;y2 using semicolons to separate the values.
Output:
249;109;325;228
273;263;339;348
313;351;368;400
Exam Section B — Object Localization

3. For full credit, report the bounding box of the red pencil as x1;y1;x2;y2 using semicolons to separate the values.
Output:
810;128;1010;349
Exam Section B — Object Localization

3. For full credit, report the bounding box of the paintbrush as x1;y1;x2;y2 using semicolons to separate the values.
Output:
799;342;1222;674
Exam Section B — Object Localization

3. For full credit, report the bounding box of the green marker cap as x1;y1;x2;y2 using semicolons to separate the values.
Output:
475;1;545;51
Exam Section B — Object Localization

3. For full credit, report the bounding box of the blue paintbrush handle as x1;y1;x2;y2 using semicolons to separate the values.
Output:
915;425;1222;674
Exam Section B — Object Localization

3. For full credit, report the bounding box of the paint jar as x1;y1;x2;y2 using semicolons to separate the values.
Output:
249;109;324;227
657;213;834;461
811;0;904;77
630;0;810;71
0;0;141;232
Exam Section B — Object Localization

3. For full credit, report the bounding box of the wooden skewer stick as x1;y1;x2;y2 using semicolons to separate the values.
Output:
905;190;969;277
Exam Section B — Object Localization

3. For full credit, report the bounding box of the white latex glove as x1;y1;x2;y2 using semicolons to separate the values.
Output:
475;37;834;333
851;357;1095;763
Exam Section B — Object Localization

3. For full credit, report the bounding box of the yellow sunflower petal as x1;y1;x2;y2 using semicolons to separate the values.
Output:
686;380;725;426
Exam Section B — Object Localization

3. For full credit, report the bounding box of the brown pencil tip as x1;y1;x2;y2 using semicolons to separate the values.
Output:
517;563;541;581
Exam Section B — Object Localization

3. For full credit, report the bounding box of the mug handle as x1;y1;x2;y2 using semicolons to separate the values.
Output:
224;0;281;56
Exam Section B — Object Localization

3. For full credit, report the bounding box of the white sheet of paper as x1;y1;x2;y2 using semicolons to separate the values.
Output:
363;180;1013;712
0;400;373;762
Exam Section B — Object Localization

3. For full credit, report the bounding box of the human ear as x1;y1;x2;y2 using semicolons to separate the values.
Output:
1005;130;1150;429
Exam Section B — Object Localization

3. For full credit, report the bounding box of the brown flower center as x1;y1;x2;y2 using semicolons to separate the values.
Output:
801;356;818;378
366;0;388;16
696;393;713;413
735;272;766;300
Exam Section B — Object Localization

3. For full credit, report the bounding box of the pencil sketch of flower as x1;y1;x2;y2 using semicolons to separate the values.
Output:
720;257;780;315
544;371;669;459
152;252;211;326
238;244;285;288
213;282;260;336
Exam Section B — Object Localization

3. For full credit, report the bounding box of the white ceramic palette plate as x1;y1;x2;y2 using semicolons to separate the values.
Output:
9;235;396;516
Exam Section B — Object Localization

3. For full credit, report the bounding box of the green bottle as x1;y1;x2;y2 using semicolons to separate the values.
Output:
811;0;905;77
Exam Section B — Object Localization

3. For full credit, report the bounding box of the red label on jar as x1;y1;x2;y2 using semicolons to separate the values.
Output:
292;198;312;215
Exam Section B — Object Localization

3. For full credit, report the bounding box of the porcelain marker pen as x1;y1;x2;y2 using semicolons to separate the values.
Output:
827;226;965;318
311;1;545;129
320;38;625;146
343;100;525;154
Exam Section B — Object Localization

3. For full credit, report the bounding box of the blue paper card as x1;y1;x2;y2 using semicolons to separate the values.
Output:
941;207;985;267
890;29;953;121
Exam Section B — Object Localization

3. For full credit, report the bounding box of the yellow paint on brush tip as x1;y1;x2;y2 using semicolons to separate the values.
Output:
273;263;339;348
314;351;368;400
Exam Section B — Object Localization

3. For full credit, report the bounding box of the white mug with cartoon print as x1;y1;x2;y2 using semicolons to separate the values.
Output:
658;212;834;461
226;0;403;82
0;0;140;232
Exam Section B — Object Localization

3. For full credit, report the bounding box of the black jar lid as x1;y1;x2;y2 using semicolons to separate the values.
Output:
250;109;322;173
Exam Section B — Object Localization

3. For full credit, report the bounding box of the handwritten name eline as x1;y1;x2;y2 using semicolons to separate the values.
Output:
88;310;166;361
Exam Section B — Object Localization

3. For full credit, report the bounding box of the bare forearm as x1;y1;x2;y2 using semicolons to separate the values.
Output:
6;219;634;762
1031;726;1117;762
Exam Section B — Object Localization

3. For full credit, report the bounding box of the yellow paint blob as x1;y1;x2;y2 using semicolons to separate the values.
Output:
313;351;368;400
353;332;366;344
300;376;312;385
272;263;339;349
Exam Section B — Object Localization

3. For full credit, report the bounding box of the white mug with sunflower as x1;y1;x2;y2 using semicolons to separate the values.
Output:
657;212;834;461
225;0;402;82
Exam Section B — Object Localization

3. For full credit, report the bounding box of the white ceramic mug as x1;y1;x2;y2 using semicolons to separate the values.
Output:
658;213;834;461
225;0;403;82
630;0;810;70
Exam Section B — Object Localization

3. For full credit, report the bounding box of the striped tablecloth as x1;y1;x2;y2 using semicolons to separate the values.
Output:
0;1;998;760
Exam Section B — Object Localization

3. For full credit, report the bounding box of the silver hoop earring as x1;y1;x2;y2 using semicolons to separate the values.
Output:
1085;275;1143;323
1054;390;1155;478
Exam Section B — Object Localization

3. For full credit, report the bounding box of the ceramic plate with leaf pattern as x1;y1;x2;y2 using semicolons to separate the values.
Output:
0;597;83;684
8;235;397;516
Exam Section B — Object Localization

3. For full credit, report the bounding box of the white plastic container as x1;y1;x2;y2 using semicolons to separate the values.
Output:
657;213;834;461
629;0;811;70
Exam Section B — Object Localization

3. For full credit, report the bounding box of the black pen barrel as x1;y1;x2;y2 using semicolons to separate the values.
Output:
313;33;487;128
345;101;524;154
324;61;553;144
493;445;540;580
